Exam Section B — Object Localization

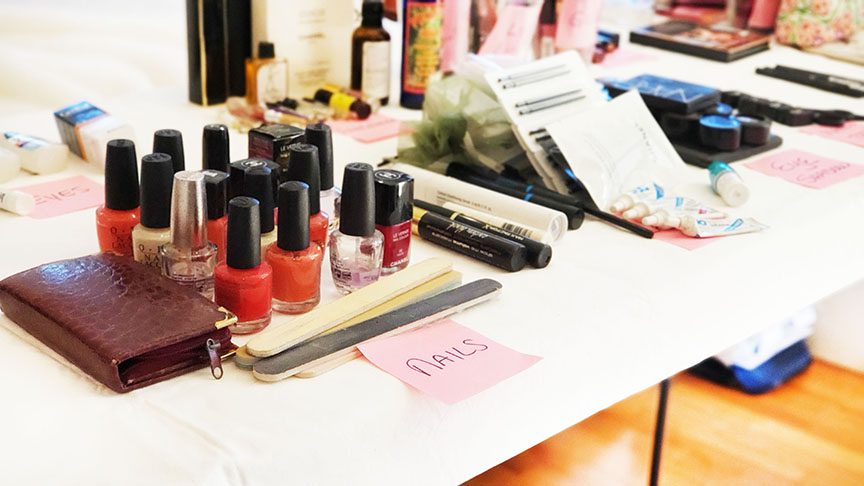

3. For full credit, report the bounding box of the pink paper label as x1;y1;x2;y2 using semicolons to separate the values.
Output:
601;49;659;68
746;149;864;189
328;114;403;144
654;229;716;250
18;175;103;219
556;0;603;50
800;122;864;149
478;3;542;56
359;319;541;404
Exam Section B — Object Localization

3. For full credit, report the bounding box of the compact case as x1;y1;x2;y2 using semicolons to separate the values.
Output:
0;254;237;393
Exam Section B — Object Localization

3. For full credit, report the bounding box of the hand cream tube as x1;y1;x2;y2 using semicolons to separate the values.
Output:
609;183;665;213
0;188;36;216
678;216;767;238
388;163;568;242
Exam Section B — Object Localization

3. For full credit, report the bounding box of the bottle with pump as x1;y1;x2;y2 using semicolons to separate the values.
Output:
159;171;218;299
266;182;324;313
305;123;340;235
96;139;140;256
215;197;273;334
329;163;384;294
284;143;329;249
245;41;289;106
352;0;391;106
132;153;174;269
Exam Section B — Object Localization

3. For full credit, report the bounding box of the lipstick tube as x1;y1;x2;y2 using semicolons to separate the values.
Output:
412;207;527;272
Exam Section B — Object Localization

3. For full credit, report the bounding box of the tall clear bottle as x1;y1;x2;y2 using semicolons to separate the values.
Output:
329;163;383;294
160;171;218;299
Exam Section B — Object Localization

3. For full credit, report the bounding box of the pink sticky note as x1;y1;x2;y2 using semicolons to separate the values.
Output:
18;175;103;219
746;149;864;189
556;0;603;50
800;122;864;149
328;114;404;143
358;319;541;404
653;229;716;250
479;4;542;56
601;49;659;68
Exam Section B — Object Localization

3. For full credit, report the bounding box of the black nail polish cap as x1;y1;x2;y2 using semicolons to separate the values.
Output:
226;196;261;269
277;181;310;252
229;157;280;200
305;122;334;190
244;166;275;234
139;153;174;228
203;170;229;220
339;162;375;237
104;139;140;210
284;143;321;215
203;124;230;172
153;129;185;173
374;169;413;226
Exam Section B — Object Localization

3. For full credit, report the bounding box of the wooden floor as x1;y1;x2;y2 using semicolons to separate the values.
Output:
467;360;864;485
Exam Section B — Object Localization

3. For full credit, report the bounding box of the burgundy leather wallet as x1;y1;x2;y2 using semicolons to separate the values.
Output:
0;254;237;393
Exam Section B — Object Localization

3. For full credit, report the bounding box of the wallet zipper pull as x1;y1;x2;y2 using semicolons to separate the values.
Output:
206;338;223;379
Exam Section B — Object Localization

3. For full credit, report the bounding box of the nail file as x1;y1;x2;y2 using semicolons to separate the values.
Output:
252;279;503;382
234;271;463;371
246;258;452;357
293;271;463;378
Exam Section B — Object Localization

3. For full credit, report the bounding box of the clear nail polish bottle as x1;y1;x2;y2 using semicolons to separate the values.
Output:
305;123;341;235
329;163;383;294
159;171;218;299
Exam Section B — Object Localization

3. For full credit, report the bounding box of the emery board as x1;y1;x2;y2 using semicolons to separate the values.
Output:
234;271;462;372
246;258;452;357
252;279;503;382
294;271;463;378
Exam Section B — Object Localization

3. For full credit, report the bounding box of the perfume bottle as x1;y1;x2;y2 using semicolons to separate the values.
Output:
152;129;185;173
132;153;174;269
159;171;218;299
96;139;140;256
305;123;341;235
374;169;413;274
203;170;229;262
215;197;273;334
243;166;278;251
352;0;391;106
245;41;289;106
329;163;384;294
202;124;230;172
284;143;329;249
266;181;324;313
400;0;442;109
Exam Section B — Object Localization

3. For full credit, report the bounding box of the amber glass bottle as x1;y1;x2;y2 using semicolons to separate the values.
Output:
351;0;391;106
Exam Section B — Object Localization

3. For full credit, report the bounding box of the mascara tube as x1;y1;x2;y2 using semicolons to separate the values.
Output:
412;207;527;272
414;199;551;268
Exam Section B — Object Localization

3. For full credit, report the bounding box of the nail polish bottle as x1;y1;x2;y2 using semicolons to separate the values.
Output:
152;129;185;173
202;124;230;172
266;182;324;313
215;197;273;334
284;143;329;249
204;170;229;262
305;123;341;234
374;169;413;274
244;166;278;252
159;171;218;299
132;153;174;269
329;163;384;294
96;139;140;256
229;157;280;200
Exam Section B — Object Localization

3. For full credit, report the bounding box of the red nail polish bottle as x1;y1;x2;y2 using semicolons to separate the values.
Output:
204;170;229;262
215;196;273;334
284;143;330;249
374;169;413;274
96;139;140;256
266;181;324;314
